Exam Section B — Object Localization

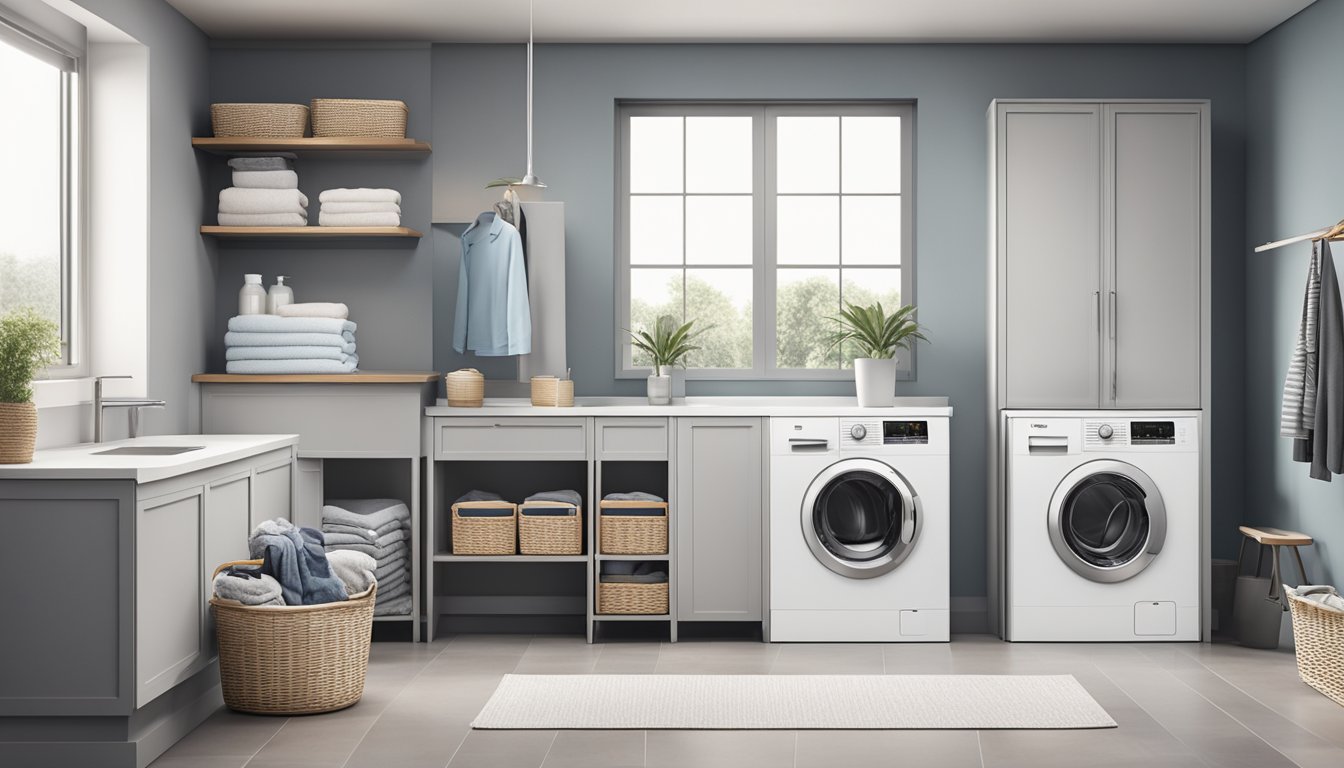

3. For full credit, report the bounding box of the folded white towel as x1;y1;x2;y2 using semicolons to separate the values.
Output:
228;315;356;335
217;212;308;227
320;201;401;214
277;302;350;320
232;170;299;189
225;358;358;375
223;331;355;350
226;345;357;363
218;187;309;215
319;211;401;227
319;188;401;205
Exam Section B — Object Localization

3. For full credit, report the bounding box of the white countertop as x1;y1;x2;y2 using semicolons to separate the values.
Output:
425;396;952;418
0;434;299;483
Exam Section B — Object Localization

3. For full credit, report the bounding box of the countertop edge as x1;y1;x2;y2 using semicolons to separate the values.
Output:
0;435;300;483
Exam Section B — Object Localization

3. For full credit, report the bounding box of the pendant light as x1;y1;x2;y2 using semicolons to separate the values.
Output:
518;0;545;188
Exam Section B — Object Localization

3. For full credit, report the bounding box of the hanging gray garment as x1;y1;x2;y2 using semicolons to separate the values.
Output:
1282;242;1321;439
1309;241;1344;481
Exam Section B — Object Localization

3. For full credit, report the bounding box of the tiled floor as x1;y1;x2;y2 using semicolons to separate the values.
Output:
150;634;1344;768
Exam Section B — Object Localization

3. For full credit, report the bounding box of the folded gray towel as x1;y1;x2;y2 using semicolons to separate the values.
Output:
326;539;409;560
323;519;407;542
526;489;582;506
456;490;504;503
212;567;286;605
321;500;410;530
228;154;296;171
374;556;408;581
325;549;376;595
373;594;412;617
603;491;664;502
376;581;411;603
323;528;407;549
377;568;407;593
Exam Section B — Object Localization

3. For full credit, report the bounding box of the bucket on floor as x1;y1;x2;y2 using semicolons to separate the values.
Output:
1233;575;1283;649
1211;558;1238;634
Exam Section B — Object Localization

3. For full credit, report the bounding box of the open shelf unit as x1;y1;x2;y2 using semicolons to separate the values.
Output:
432;554;589;563
192;136;431;157
593;452;675;639
200;225;422;239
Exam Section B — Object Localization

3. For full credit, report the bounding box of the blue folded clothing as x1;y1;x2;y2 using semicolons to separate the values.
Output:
228;314;356;335
226;358;358;374
225;345;356;362
224;331;356;349
247;518;348;606
456;506;514;517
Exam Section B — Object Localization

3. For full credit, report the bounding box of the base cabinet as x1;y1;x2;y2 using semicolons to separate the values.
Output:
676;418;764;622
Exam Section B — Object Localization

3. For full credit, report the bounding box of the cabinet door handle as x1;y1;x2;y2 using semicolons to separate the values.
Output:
1093;291;1101;332
1109;291;1118;401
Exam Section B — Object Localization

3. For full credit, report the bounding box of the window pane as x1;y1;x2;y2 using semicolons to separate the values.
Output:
777;195;838;265
776;268;840;369
630;196;683;265
684;268;752;369
842;116;901;193
776;116;838;193
686;116;752;193
686;195;751;265
841;195;900;265
840;268;903;368
629;116;682;193
629;268;683;367
0;40;63;331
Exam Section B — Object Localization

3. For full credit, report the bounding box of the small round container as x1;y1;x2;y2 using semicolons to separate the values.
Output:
238;274;266;315
445;369;484;407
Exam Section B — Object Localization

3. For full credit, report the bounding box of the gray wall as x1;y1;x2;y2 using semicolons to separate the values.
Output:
431;43;1249;598
1245;0;1343;587
206;44;435;373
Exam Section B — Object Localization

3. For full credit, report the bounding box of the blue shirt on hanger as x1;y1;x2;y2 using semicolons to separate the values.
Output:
452;212;532;356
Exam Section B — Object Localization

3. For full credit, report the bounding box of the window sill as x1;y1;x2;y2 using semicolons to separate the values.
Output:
615;369;914;382
31;377;93;410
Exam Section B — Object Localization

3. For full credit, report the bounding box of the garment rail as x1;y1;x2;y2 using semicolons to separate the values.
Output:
1255;219;1344;252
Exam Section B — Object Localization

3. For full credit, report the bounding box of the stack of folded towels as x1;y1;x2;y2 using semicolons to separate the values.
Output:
224;313;358;374
318;188;401;227
322;499;412;616
218;155;308;227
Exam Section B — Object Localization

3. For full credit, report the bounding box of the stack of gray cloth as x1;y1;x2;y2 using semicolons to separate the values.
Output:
1287;584;1344;612
603;492;663;502
523;489;582;514
218;155;308;227
212;562;285;606
322;499;412;616
243;518;348;605
599;561;667;583
224;314;359;375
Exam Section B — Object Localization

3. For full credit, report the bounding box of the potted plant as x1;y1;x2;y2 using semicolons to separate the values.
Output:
0;307;61;463
626;315;706;405
828;301;928;407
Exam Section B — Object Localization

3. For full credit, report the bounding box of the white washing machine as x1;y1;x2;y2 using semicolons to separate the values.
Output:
1005;412;1200;641
769;414;950;642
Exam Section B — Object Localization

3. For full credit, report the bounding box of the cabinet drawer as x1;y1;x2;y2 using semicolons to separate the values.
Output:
434;418;588;461
596;418;668;460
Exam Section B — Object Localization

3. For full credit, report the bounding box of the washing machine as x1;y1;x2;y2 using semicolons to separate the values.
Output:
769;413;950;642
1005;412;1200;641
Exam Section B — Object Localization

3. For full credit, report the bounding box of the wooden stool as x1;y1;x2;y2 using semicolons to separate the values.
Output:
1237;525;1313;608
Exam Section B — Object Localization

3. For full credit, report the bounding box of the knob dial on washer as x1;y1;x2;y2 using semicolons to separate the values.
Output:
1098;424;1114;439
850;424;868;441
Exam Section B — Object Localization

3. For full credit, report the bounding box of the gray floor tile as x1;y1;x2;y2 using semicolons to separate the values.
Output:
645;730;795;768
343;719;467;768
150;709;288;760
243;714;377;767
795;730;981;768
149;756;250;768
446;728;557;768
540;730;646;768
770;643;885;674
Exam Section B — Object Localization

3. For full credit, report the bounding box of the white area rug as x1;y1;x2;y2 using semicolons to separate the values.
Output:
472;674;1117;730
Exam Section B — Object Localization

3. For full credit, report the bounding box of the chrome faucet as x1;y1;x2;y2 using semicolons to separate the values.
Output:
94;375;166;443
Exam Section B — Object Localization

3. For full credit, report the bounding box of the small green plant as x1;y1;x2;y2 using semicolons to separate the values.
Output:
826;301;928;360
626;315;708;375
0;307;61;403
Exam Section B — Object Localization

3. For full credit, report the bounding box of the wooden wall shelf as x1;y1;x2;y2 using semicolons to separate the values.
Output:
200;225;422;239
192;136;431;157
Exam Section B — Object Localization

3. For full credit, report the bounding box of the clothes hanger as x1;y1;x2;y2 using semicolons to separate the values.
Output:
1256;218;1344;252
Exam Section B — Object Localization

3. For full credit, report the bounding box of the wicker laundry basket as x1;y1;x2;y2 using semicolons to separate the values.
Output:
598;581;669;615
210;103;309;138
310;99;408;138
1286;587;1344;706
210;560;375;715
445;369;484;407
451;500;517;555
599;500;669;555
518;501;583;555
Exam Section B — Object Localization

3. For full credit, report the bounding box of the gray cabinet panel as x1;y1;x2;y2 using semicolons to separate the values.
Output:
203;472;251;660
201;384;424;457
252;460;293;528
293;457;323;530
596;418;668;460
676;418;763;622
435;418;588;460
1000;106;1102;408
136;487;204;707
1107;106;1203;408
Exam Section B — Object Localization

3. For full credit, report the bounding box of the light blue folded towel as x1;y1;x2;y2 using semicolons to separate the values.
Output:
228;315;356;335
224;331;355;349
226;345;356;362
226;358;358;374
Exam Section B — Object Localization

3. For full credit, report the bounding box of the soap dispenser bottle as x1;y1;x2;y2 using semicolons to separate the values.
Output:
238;274;266;315
267;276;294;314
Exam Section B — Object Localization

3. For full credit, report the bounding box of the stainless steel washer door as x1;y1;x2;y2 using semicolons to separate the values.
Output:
800;458;920;579
1047;459;1166;583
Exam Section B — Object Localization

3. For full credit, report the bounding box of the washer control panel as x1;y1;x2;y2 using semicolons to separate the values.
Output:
1083;419;1194;449
841;419;929;447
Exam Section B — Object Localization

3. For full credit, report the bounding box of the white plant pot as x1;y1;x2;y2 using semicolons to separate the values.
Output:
647;374;672;405
854;357;897;407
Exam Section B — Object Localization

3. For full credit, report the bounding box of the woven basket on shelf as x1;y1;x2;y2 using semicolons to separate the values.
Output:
210;103;309;138
1286;587;1344;706
530;376;575;407
451;501;517;555
0;402;37;464
210;560;375;715
518;501;583;555
446;369;484;407
599;500;669;555
310;99;408;138
598;581;669;615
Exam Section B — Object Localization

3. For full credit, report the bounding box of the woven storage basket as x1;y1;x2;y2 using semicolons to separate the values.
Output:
451;501;517;555
210;560;374;715
599;500;669;555
0;402;37;464
530;376;575;407
445;369;484;407
210;103;308;138
518;501;583;555
1286;587;1344;706
311;99;408;138
598;581;669;615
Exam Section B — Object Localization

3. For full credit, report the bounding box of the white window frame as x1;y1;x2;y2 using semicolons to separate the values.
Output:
615;100;915;381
